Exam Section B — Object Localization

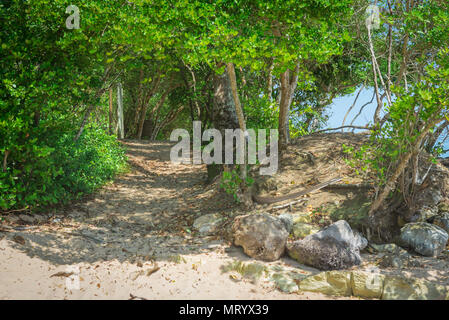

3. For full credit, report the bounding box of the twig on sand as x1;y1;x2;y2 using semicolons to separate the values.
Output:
271;198;307;210
129;293;148;300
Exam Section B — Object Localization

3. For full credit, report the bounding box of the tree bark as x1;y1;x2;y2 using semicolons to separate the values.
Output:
226;62;247;182
109;87;113;135
278;69;290;149
266;59;274;101
117;82;124;139
3;150;10;172
207;64;240;184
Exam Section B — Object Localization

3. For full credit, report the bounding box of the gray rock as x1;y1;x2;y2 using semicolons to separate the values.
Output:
377;253;421;269
370;243;408;255
287;237;362;270
413;206;439;222
309;220;367;251
5;215;20;224
232;213;289;261
353;230;368;251
286;220;365;270
18;214;36;224
399;222;448;257
415;188;442;208
193;213;224;235
433;212;449;233
277;213;293;233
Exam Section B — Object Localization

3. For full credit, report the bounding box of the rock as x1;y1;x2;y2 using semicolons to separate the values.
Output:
232;213;289;261
399;222;448;257
221;260;267;283
415;188;442;209
433;212;449;233
299;271;352;297
277;213;293;233
370;243;408;255
287;220;365;270
33;214;48;223
410;205;438;222
193;213;224;235
292;223;319;238
377;253;422;269
254;176;279;193
291;213;312;224
438;202;449;213
353;230;368;251
270;273;299;293
351;271;385;299
382;276;448;300
311;220;367;251
18;214;36;224
4;215;20;224
287;237;361;270
298;271;449;300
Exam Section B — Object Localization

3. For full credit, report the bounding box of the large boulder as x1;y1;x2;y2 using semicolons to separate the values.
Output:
287;237;362;270
399;222;448;257
287;220;366;270
232;213;289;261
311;220;368;251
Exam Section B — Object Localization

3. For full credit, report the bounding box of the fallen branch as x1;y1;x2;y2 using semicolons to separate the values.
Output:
271;198;307;210
311;125;370;135
253;177;342;204
323;183;373;190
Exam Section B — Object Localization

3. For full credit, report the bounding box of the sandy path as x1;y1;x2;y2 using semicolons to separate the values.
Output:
0;140;344;300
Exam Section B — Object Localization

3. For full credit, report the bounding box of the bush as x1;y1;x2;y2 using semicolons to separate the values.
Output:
0;125;127;212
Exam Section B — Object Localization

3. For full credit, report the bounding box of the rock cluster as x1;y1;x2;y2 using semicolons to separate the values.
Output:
298;270;448;300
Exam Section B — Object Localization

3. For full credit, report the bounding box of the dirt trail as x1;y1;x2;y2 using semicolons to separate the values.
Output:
0;140;344;300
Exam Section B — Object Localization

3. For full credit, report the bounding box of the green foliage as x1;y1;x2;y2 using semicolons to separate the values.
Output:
344;48;449;191
220;166;254;203
0;125;127;211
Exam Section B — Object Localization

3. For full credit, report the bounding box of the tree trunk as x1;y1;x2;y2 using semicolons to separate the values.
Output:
369;119;440;215
278;69;290;149
117;82;125;139
226;62;247;182
207;64;240;183
3;150;10;172
267;59;274;101
278;61;300;149
109;87;113;135
74;104;94;141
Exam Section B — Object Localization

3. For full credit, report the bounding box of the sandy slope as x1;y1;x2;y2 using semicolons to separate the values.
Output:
0;140;344;300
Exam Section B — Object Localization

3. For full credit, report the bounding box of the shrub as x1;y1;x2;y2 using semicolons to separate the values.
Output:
0;125;127;212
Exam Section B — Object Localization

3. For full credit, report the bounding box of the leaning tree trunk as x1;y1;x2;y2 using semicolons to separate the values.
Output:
206;64;240;184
